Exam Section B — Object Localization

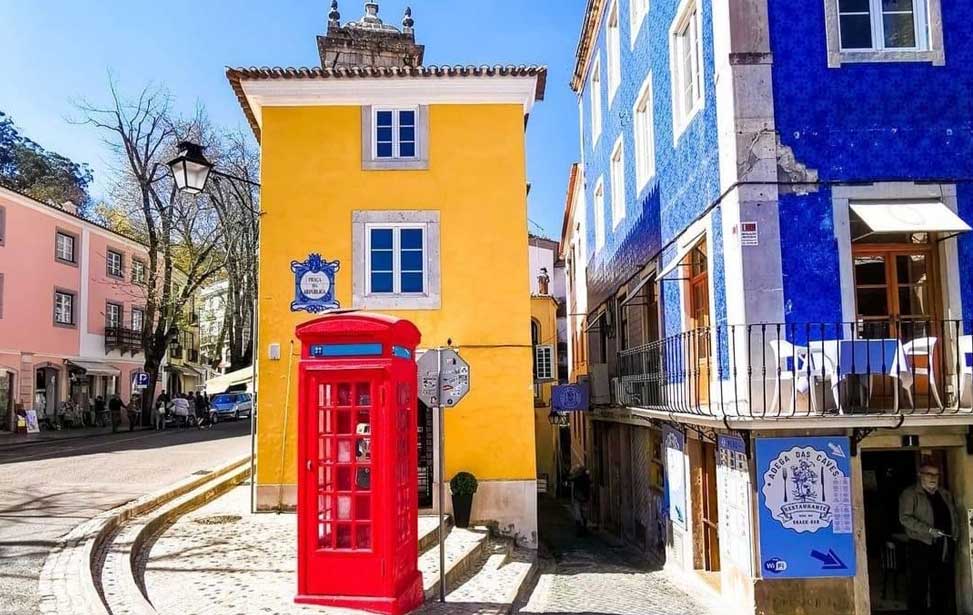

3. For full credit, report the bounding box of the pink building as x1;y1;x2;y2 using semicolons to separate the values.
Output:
0;185;201;430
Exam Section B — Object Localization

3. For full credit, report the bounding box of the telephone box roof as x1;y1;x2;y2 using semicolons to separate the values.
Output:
295;311;421;345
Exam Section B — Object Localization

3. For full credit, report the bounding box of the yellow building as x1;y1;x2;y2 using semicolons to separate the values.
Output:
227;3;546;546
528;236;560;493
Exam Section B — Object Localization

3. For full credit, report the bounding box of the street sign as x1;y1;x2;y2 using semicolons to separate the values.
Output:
132;371;150;390
417;348;470;408
552;384;589;412
755;436;856;579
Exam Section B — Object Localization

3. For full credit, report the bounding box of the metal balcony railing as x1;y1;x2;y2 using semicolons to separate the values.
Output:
105;327;142;355
616;319;973;418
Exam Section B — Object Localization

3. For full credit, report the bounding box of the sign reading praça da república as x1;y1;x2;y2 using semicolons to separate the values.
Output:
756;437;855;579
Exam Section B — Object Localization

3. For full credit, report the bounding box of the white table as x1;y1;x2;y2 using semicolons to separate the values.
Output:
808;339;912;413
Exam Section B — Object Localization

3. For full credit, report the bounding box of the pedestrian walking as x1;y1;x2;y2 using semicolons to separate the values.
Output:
94;396;106;428
108;395;125;433
154;393;168;431
194;391;209;429
172;394;190;427
128;393;141;431
569;465;591;536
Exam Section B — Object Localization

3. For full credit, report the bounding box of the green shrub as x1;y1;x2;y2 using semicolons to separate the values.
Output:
450;471;478;496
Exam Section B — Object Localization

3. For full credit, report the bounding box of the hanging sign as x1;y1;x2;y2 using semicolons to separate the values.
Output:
552;384;589;412
756;436;856;579
291;253;340;313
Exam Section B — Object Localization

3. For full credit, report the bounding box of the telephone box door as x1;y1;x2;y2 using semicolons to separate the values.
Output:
302;369;384;595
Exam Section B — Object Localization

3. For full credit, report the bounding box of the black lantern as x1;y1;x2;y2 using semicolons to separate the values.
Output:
166;141;213;194
547;409;570;427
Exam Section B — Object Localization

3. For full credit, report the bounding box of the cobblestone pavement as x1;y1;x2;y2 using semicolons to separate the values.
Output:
518;497;717;615
0;420;250;615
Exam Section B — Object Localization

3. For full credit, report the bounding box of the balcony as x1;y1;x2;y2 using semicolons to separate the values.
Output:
105;327;143;355
615;319;973;427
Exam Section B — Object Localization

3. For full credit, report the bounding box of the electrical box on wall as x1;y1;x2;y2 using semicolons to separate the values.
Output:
268;343;281;361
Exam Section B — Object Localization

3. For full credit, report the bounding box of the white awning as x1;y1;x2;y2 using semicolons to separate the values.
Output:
850;201;972;235
620;271;656;306
657;230;706;279
205;366;254;395
65;360;121;377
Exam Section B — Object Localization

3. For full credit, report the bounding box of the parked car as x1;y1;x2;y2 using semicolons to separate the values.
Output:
210;392;253;421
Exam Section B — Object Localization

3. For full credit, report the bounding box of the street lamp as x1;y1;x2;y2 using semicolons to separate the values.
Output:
547;409;570;427
166;141;213;194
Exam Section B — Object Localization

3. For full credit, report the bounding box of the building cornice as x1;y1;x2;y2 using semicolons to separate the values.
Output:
571;0;606;92
558;163;581;258
227;65;548;142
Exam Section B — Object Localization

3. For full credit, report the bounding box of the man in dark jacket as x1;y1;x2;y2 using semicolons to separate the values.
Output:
899;462;959;615
107;395;126;433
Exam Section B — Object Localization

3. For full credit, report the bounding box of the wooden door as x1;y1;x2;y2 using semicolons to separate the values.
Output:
687;241;711;405
700;442;721;571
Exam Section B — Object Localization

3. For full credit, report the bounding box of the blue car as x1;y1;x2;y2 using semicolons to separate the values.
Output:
209;392;253;421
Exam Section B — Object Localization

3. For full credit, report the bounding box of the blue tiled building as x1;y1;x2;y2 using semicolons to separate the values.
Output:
569;0;973;612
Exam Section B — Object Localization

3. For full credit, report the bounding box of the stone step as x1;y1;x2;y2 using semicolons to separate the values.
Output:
418;515;452;554
419;526;488;601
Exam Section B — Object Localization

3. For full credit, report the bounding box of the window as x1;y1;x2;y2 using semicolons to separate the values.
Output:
634;75;656;190
610;138;626;228
590;56;603;144
107;250;123;278
106;302;122;329
631;0;649;40
593;178;606;252
374;108;417;160
132;259;146;284
534;344;555;381
55;231;76;264
54;290;74;326
670;0;704;138
352;211;441;310
838;0;927;51
826;0;942;66
132;308;145;332
606;1;621;101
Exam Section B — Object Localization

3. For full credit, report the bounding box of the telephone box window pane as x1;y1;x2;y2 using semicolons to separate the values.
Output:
356;383;371;406
337;410;352;434
318;438;333;461
336;524;352;549
337;466;352;491
318;464;333;490
318;409;333;434
337;495;352;520
337;383;352;407
356;467;372;490
357;436;371;462
355;495;371;520
356;524;372;549
337;439;353;463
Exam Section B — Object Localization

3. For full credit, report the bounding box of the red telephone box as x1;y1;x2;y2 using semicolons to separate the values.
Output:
294;312;423;614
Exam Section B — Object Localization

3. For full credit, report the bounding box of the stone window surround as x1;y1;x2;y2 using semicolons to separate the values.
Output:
132;306;145;331
360;105;429;171
53;287;77;328
669;0;706;143
593;176;606;252
106;248;125;278
590;54;603;146
55;228;79;267
352;210;441;310
824;0;945;68
831;182;962;324
105;300;124;330
610;136;626;229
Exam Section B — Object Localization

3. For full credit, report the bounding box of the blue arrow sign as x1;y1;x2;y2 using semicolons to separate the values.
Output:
811;549;847;570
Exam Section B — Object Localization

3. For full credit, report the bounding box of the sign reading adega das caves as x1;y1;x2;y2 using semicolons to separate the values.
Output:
756;437;856;579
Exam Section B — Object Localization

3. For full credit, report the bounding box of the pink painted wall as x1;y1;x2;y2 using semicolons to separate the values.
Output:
0;193;82;356
86;233;149;335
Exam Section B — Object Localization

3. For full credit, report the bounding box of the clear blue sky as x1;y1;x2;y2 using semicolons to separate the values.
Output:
0;1;584;239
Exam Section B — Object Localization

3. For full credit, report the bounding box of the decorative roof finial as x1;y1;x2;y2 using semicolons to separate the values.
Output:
402;6;414;33
362;1;381;24
328;0;340;25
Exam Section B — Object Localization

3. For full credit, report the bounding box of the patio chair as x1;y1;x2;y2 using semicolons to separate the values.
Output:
902;337;943;409
768;340;821;414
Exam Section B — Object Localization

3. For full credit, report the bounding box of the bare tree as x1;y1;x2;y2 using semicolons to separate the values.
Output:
205;130;259;371
75;81;226;411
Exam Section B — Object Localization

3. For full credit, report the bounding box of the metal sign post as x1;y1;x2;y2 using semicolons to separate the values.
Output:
417;347;471;603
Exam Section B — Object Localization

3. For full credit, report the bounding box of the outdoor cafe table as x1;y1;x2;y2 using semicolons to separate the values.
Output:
808;338;913;413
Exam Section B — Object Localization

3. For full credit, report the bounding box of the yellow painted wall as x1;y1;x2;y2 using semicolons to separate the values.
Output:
256;103;536;489
531;295;558;489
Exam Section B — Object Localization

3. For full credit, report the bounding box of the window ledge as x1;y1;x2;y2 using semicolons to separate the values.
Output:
362;158;429;171
353;293;441;311
53;321;77;329
828;48;946;69
55;257;79;268
673;101;704;145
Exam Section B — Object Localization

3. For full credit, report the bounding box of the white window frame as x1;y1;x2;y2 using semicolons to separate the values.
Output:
107;249;123;278
371;107;419;161
132;307;144;332
633;73;656;192
352;210;441;310
534;344;555;381
669;0;705;142
132;259;146;284
825;0;943;67
54;291;74;326
55;232;75;263
593;177;606;252
364;223;427;296
590;56;603;145
106;302;122;329
606;0;622;103
630;0;649;44
610;137;626;229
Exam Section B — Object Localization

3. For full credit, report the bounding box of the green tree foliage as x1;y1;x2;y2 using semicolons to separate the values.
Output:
0;111;93;213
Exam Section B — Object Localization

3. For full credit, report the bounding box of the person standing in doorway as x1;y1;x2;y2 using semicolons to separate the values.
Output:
108;395;126;433
899;462;959;615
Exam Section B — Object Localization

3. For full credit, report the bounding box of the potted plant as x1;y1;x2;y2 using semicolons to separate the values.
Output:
449;471;478;529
